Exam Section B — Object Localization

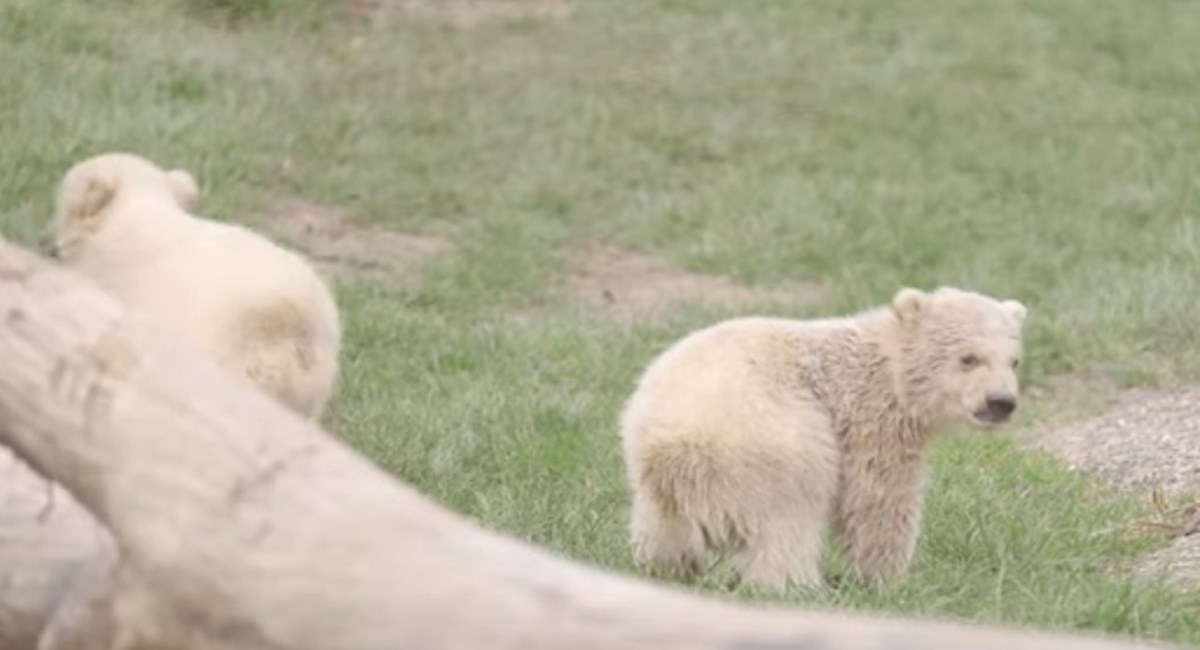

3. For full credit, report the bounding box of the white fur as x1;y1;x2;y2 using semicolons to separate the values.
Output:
620;287;1026;590
49;152;341;421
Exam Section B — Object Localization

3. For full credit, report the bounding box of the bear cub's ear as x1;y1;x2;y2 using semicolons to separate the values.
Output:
165;169;199;211
891;287;925;326
62;172;118;227
1003;299;1027;326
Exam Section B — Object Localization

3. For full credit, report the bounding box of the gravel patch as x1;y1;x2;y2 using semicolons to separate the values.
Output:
1139;535;1200;589
1031;385;1200;496
1030;384;1200;588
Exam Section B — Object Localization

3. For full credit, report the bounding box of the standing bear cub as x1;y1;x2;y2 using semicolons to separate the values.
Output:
48;152;342;421
619;286;1026;589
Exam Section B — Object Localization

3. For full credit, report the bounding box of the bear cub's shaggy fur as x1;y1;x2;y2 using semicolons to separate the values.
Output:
619;286;1027;589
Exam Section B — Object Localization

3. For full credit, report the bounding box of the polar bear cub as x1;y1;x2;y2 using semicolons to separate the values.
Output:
619;286;1027;589
48;152;341;421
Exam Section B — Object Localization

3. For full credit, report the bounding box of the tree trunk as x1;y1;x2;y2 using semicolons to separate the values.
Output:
0;235;1167;649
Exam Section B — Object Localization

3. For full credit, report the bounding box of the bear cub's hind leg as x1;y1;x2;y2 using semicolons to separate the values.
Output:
731;498;831;591
630;490;706;579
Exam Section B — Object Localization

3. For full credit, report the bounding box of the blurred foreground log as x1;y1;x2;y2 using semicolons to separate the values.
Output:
0;235;1168;649
0;453;114;649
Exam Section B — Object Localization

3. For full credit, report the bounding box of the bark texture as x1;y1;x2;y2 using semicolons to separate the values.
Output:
0;235;1169;649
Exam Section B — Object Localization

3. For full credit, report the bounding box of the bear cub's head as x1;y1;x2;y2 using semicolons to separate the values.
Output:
890;286;1027;431
47;152;199;261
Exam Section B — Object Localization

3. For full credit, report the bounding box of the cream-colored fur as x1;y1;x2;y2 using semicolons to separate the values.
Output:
48;152;341;421
619;286;1026;590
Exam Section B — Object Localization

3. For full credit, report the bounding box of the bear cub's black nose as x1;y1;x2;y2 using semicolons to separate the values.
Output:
986;394;1017;418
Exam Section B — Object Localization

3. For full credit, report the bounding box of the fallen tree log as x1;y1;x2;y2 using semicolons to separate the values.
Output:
0;452;114;649
0;234;1169;649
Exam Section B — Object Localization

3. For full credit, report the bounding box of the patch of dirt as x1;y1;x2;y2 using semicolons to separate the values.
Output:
1030;384;1200;496
1028;382;1200;588
540;243;826;324
351;0;571;28
255;201;453;286
1139;533;1200;589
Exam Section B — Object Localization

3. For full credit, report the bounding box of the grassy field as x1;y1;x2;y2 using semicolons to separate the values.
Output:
3;0;1200;644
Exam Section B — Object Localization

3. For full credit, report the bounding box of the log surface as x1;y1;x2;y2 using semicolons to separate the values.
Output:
0;451;113;649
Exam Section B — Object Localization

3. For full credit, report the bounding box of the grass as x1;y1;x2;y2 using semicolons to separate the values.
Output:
3;0;1200;643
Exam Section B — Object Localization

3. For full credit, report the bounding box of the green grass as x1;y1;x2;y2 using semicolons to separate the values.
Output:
4;0;1200;644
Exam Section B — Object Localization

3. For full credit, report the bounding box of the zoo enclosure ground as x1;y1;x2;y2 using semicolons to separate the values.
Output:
2;0;1200;645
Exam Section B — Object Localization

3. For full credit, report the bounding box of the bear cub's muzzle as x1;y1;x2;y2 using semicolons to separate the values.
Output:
976;392;1017;424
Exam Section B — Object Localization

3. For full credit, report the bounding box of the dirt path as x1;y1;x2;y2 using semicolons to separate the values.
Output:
254;201;452;286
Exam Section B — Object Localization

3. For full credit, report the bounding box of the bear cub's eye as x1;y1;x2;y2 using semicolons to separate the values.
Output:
960;354;981;369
